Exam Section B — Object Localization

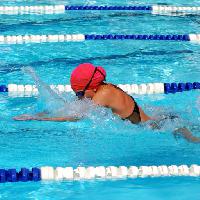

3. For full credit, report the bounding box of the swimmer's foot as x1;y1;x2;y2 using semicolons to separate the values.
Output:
173;127;200;143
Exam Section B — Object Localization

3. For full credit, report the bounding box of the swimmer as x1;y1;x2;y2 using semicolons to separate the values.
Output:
14;63;200;143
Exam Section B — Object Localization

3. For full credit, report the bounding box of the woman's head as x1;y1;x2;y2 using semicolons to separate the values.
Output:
70;63;106;98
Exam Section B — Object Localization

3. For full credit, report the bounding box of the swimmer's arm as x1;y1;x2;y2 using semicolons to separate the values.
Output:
34;117;79;122
13;114;80;122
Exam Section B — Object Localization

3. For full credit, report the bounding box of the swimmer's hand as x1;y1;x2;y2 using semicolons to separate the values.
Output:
13;114;79;122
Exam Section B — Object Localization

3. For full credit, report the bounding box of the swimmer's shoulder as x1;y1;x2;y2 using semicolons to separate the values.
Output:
99;83;121;92
97;83;131;101
93;84;114;106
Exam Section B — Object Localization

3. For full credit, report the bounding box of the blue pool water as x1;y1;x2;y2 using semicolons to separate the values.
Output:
0;0;200;199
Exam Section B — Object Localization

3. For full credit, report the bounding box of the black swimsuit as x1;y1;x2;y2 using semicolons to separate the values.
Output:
125;96;141;124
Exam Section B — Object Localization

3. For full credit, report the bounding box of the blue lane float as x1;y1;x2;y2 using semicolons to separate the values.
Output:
0;168;40;183
85;34;190;41
0;85;8;92
65;6;152;11
164;82;200;94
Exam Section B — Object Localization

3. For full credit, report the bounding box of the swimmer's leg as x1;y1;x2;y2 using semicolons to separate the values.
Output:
149;119;200;143
173;127;200;143
149;114;179;130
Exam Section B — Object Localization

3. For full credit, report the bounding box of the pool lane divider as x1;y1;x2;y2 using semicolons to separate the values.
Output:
0;34;200;44
0;5;200;15
1;164;200;183
0;82;199;97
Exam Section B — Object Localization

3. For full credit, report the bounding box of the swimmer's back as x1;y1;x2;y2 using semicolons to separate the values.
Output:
93;83;151;122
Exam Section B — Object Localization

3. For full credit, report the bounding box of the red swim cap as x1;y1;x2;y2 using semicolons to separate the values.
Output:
70;63;106;92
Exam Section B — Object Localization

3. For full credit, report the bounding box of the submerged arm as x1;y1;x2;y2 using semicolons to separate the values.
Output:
13;114;80;122
33;116;79;122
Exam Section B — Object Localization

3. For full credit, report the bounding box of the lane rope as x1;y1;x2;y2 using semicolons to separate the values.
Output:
0;82;199;97
0;34;200;44
0;5;200;15
1;164;200;183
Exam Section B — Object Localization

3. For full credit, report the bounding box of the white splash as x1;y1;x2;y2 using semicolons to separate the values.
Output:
22;67;94;118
